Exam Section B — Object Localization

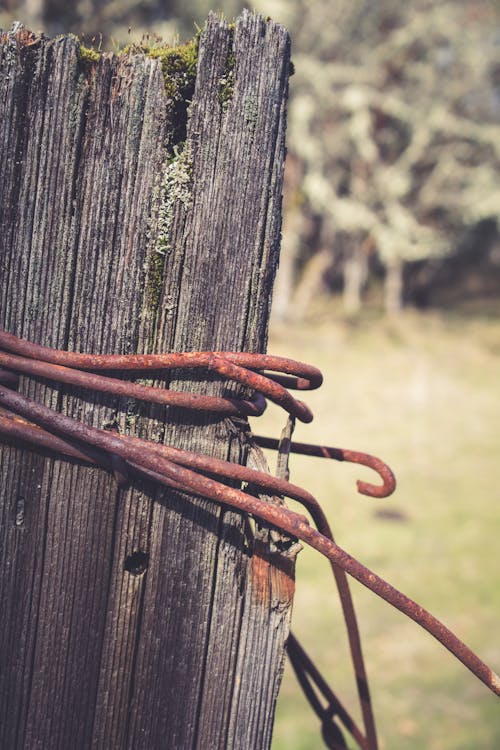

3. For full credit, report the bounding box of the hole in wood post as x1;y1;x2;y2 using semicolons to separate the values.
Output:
15;496;25;528
124;550;149;576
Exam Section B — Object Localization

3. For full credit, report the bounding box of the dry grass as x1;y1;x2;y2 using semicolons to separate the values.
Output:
255;308;500;750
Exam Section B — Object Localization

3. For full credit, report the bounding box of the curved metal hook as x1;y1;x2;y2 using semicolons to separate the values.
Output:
339;449;397;499
2;384;498;700
253;436;396;499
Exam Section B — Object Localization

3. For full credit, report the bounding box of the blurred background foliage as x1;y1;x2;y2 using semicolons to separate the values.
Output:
1;2;499;749
1;0;500;319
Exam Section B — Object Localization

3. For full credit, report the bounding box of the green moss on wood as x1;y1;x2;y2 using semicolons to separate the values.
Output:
79;45;101;64
122;36;199;150
146;39;198;104
77;35;199;147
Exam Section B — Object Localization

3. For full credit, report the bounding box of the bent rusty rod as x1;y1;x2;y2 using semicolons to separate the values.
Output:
0;329;321;422
0;329;323;387
1;385;499;701
0;337;391;494
0;350;267;418
254;436;396;499
0;331;388;748
0;410;378;748
0;412;380;745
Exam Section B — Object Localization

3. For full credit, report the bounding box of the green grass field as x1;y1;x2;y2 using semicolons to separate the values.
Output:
255;308;500;750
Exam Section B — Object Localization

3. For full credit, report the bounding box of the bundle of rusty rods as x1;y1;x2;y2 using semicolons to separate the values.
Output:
0;329;499;750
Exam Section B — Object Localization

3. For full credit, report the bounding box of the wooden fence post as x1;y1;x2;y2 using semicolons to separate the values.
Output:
0;12;294;748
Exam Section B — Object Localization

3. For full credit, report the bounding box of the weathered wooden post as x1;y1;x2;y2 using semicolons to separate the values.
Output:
0;12;294;748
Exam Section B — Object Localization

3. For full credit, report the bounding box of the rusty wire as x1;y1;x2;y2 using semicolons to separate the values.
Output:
0;329;499;750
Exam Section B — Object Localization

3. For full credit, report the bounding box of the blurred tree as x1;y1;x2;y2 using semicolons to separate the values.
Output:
0;0;243;44
2;0;499;314
254;0;500;316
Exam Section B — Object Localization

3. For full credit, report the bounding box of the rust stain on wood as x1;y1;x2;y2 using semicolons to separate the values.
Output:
1;26;40;46
250;539;296;609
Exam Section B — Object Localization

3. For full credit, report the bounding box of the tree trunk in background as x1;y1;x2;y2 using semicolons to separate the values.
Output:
385;257;404;314
343;241;369;315
291;247;332;320
271;207;305;322
0;13;295;749
271;152;306;322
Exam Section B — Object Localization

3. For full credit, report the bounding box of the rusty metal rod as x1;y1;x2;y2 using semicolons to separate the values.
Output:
0;350;266;418
0;329;323;389
254;436;396;499
0;331;388;750
1;384;499;701
0;407;378;748
0;330;318;421
2;327;499;749
0;410;113;469
205;354;314;422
